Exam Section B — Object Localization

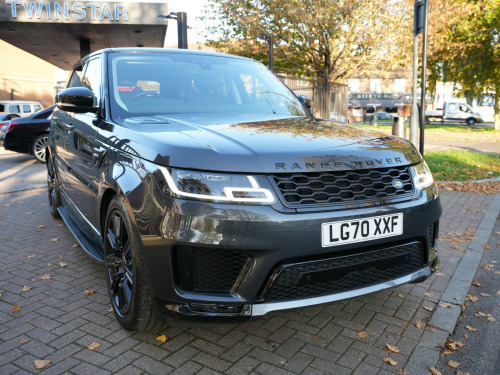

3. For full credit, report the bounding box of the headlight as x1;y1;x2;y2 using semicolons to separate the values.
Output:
159;167;275;204
411;161;434;189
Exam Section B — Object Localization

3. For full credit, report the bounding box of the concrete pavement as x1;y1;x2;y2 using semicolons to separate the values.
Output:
0;149;498;375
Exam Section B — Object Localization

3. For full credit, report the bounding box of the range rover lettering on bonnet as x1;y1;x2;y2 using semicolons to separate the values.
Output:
275;157;404;170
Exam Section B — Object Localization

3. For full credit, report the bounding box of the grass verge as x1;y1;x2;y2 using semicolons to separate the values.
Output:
355;123;499;133
425;150;500;181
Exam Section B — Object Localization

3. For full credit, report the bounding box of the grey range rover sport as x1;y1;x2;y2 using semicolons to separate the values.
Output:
47;48;441;330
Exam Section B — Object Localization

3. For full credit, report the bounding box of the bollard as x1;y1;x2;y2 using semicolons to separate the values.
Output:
392;116;406;138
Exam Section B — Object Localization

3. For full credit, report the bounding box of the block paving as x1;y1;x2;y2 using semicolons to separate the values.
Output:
0;188;496;374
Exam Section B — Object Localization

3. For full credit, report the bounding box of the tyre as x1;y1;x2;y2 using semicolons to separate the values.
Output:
47;154;62;219
32;134;49;163
104;196;166;331
466;118;476;125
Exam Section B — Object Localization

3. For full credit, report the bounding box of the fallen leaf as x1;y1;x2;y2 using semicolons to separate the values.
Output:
11;305;21;313
0;292;2;298
396;369;407;375
497;291;500;295
40;274;52;280
72;244;80;248
448;360;460;368
436;272;444;277
37;225;46;229
383;357;397;366
492;261;498;264
85;289;96;295
415;321;426;328
481;243;492;250
27;255;35;259
156;334;168;343
440;303;453;309
430;367;441;375
487;317;496;322
19;338;29;344
454;297;460;301
423;306;434;312
50;238;59;242
482;264;494;271
22;286;32;292
480;293;490;297
385;344;400;353
475;312;487;317
472;282;481;287
464;334;469;339
58;262;68;268
356;331;370;338
424;292;434;298
34;360;50;369
456;371;470;375
24;211;33;215
108;307;113;313
466;295;478;302
398;293;405;298
465;325;477;332
88;342;100;350
59;256;63;260
47;263;52;267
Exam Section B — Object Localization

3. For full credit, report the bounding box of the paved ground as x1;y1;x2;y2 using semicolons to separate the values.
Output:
0;149;499;375
435;218;500;375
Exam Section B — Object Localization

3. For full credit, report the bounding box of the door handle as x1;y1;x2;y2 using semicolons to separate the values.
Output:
92;147;107;167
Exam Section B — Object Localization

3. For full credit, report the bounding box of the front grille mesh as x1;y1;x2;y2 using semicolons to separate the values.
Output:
265;242;424;302
272;166;414;206
192;248;248;293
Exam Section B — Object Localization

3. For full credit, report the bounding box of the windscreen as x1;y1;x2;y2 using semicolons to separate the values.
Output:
108;52;307;122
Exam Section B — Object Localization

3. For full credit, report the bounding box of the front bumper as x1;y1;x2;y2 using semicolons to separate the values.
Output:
134;178;441;320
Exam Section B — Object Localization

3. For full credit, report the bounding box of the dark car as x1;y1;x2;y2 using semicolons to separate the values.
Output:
48;48;441;330
0;112;21;141
3;106;55;162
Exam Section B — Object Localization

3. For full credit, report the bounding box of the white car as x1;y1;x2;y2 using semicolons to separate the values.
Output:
0;101;43;117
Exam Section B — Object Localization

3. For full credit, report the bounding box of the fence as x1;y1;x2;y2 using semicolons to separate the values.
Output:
279;75;349;123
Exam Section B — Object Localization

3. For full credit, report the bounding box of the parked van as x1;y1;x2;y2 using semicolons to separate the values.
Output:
0;101;43;117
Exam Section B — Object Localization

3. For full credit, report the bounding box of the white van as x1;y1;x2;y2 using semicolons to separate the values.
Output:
0;101;43;117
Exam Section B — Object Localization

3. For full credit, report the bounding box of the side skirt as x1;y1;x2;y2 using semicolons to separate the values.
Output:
58;206;105;263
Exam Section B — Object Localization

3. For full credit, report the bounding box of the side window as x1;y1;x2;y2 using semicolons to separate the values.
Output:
82;57;102;106
33;104;42;112
0;105;4;111
10;105;20;114
23;104;31;113
67;65;83;88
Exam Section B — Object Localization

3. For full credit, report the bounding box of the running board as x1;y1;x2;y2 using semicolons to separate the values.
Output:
58;206;105;263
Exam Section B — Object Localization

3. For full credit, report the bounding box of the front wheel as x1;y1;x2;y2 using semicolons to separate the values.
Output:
104;196;166;331
466;118;476;125
32;134;49;163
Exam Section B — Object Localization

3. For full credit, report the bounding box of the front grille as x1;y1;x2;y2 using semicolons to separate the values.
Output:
175;246;249;294
272;166;414;206
264;241;424;302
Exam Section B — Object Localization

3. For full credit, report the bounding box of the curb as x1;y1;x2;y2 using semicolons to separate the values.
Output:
406;193;500;374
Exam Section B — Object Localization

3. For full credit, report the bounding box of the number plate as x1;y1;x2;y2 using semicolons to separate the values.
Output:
322;213;403;247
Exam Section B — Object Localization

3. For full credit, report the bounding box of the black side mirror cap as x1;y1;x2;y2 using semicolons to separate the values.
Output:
56;87;99;114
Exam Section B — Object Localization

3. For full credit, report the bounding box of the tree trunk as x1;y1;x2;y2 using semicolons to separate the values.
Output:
494;89;500;131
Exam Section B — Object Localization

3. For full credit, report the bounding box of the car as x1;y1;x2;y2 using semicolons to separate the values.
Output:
48;48;441;330
0;112;21;142
3;106;54;162
374;112;393;120
0;101;43;117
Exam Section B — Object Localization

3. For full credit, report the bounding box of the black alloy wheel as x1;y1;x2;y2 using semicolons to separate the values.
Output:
104;196;165;331
47;154;61;219
106;209;134;317
32;134;49;163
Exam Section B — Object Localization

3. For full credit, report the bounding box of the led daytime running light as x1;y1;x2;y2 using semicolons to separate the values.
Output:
160;167;274;203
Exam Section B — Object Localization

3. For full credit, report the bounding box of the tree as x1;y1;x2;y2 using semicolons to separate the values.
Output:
202;0;414;83
428;0;500;129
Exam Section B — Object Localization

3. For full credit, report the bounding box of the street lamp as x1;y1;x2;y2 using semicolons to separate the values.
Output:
159;12;187;49
253;34;274;72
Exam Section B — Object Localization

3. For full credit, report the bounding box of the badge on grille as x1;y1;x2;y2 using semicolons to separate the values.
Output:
392;179;404;189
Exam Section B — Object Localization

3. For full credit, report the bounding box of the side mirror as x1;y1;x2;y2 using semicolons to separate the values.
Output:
296;95;313;111
56;87;98;113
